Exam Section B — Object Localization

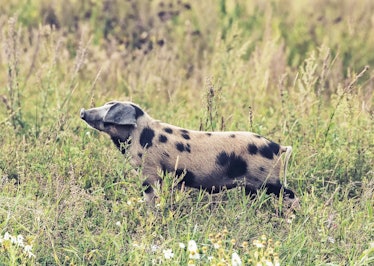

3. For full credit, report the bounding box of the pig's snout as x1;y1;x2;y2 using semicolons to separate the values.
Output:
80;108;86;120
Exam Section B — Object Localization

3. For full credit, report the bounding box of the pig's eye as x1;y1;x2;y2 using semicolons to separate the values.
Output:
103;122;112;128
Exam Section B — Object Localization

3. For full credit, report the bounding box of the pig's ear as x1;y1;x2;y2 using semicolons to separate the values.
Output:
104;103;137;126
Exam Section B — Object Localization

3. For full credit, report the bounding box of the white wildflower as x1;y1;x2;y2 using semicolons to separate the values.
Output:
0;232;36;259
24;245;33;252
23;245;35;258
208;256;214;261
163;248;174;259
27;251;36;259
10;235;17;244
179;242;186;249
231;252;242;266
188;240;200;259
151;244;159;252
264;259;274;266
115;221;121;227
188;240;198;252
4;232;11;240
253;239;265;248
17;234;24;247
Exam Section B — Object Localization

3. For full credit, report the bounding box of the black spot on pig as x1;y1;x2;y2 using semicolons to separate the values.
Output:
268;141;280;155
259;145;274;159
216;152;248;178
259;141;280;159
182;133;190;139
160;163;168;173
176;142;185;152
111;137;129;154
180;130;190;140
216;151;229;166
230;134;236;138
142;180;153;194
247;143;258;155
227;156;247;178
139;127;155;148
159;134;168;143
163;127;173;134
206;133;212;137
176;142;191;153
176;169;196;187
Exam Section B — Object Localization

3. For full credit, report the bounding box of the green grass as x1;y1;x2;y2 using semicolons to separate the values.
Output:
0;0;373;265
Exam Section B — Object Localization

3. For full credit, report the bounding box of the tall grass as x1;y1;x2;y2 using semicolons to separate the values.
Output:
0;0;373;265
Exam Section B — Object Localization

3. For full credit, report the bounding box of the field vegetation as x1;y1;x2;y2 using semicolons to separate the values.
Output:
0;0;373;265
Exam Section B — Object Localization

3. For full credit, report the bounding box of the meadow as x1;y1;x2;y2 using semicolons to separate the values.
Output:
0;0;373;265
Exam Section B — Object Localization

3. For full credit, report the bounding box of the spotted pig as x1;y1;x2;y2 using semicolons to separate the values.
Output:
80;101;296;203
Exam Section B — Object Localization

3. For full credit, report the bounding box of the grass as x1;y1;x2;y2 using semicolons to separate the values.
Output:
0;0;373;265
